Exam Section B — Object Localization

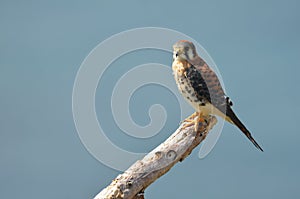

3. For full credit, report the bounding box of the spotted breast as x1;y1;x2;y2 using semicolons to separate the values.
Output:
172;59;227;118
172;60;208;112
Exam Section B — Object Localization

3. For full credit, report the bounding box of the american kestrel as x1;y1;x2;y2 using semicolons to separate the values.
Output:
172;40;263;151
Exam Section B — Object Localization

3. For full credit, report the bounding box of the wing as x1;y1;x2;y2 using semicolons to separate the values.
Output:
185;58;228;115
186;57;263;151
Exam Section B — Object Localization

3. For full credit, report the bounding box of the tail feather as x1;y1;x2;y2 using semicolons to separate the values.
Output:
226;107;263;152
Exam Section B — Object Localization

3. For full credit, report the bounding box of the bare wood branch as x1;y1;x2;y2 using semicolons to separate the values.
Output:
94;115;217;199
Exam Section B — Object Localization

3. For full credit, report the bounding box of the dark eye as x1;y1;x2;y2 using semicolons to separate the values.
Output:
175;53;178;57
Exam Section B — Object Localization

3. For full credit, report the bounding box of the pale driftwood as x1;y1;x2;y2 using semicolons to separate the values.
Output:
94;115;217;199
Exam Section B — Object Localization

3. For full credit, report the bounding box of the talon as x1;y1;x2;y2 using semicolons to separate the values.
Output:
198;117;205;123
179;112;198;126
180;119;193;125
181;112;207;132
194;113;207;132
204;119;208;124
181;122;194;129
185;113;197;121
183;119;194;123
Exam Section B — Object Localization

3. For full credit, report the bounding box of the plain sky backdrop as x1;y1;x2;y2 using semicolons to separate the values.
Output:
1;0;300;198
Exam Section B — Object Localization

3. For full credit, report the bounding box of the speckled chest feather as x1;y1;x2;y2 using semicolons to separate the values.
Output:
172;60;210;113
172;59;230;119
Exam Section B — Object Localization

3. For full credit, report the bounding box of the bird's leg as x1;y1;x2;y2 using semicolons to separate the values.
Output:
181;112;206;132
180;112;198;129
180;112;198;124
194;112;206;132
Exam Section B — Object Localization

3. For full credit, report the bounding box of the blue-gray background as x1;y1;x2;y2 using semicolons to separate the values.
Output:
1;0;299;198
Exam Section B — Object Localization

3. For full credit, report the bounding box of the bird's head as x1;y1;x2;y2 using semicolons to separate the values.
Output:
173;40;197;62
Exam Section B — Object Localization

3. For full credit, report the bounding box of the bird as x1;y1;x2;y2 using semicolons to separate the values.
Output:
172;40;263;151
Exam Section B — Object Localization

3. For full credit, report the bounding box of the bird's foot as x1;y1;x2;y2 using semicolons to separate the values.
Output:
194;115;207;132
180;112;207;132
179;112;198;125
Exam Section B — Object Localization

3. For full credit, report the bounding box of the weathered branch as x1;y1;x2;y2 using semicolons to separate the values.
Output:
94;115;217;199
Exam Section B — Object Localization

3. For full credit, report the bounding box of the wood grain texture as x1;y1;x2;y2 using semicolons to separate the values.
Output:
94;115;217;199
